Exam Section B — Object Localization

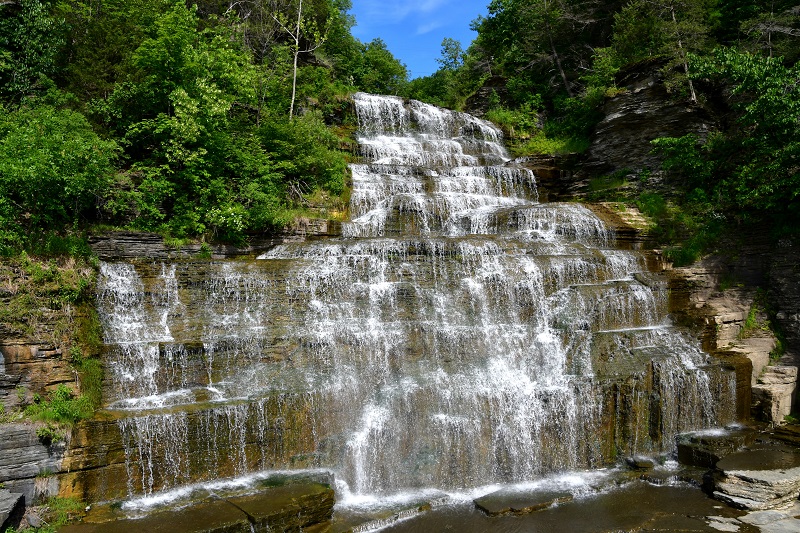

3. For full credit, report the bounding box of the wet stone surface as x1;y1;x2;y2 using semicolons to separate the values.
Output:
60;482;335;533
474;488;573;516
381;480;756;533
712;445;800;511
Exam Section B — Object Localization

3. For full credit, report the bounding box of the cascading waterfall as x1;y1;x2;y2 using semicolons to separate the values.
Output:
95;92;736;502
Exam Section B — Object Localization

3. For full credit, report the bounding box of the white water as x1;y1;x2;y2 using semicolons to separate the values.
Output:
95;93;735;502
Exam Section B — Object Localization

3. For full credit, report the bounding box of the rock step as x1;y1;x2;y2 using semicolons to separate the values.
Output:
474;488;573;516
0;490;24;531
60;482;334;533
712;447;800;511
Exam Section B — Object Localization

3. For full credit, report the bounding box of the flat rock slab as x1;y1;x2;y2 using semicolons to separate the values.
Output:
716;447;800;472
60;482;334;533
0;490;24;530
474;488;573;516
713;448;800;510
738;501;800;533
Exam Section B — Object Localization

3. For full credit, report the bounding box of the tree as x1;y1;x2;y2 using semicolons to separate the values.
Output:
437;38;464;71
354;38;408;95
654;48;800;219
0;0;65;102
612;0;716;101
475;0;624;102
740;2;800;62
271;0;330;117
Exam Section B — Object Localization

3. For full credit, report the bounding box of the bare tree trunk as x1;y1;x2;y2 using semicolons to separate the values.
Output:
670;5;697;102
544;0;573;97
289;0;302;119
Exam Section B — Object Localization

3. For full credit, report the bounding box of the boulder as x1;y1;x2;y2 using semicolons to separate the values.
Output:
712;447;800;510
676;427;755;469
752;366;798;424
59;482;335;533
0;490;24;531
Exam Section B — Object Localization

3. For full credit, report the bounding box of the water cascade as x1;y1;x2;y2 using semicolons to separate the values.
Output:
94;93;736;504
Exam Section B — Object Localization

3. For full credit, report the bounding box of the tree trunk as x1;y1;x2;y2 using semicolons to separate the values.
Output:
544;0;573;97
289;0;302;119
670;5;697;103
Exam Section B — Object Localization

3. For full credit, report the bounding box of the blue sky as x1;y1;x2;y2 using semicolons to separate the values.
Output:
348;0;489;79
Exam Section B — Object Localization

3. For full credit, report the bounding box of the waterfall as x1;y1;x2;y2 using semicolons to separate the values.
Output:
95;93;736;501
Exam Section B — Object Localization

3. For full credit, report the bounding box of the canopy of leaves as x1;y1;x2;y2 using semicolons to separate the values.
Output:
0;0;410;250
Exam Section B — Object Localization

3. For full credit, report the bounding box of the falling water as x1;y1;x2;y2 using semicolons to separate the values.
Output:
95;93;736;501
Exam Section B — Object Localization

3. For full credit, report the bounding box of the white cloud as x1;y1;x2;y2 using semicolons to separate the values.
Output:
417;21;444;35
355;0;453;23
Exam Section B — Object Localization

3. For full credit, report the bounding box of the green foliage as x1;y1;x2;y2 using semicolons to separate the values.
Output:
633;190;725;266
259;111;348;197
69;346;103;410
4;497;86;532
354;38;408;95
0;101;119;253
0;254;97;342
653;49;800;229
588;170;630;198
25;384;93;425
0;0;66;102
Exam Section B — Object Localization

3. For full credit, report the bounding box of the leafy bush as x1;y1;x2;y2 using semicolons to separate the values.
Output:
24;384;93;425
0;102;119;254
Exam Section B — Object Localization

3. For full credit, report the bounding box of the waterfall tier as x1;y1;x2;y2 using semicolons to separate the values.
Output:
89;93;736;503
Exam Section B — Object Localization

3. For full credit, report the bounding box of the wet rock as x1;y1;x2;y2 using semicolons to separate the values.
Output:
704;515;741;532
627;456;657;470
0;423;65;503
0;490;24;531
737;501;800;532
770;423;800;447
474;488;573;516
712;447;800;510
89;223;341;261
60;482;334;533
676;428;756;469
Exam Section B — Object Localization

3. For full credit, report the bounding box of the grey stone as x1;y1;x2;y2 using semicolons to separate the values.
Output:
752;367;797;423
0;423;65;503
0;490;24;531
25;511;42;528
705;516;740;532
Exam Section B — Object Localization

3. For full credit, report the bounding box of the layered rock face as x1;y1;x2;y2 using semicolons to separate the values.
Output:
712;446;800;510
581;60;716;178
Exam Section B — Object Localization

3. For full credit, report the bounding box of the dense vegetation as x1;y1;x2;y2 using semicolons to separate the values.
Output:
403;0;800;262
0;0;408;251
1;0;799;259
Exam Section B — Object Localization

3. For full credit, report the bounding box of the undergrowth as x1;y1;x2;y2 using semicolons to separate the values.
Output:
3;497;85;533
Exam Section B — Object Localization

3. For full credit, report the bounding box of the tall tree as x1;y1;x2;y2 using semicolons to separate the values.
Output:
271;0;330;117
475;0;623;102
612;0;715;100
